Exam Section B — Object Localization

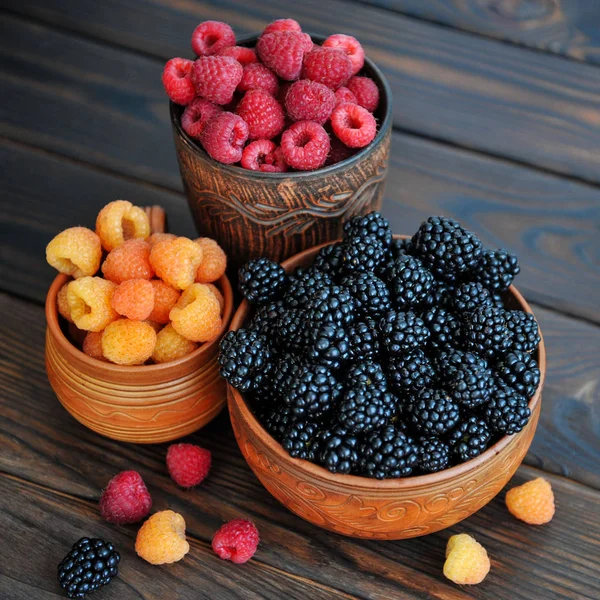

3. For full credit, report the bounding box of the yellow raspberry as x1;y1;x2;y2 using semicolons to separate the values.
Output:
102;239;154;284
102;319;157;365
444;533;490;585
145;321;163;333
195;237;227;283
57;282;74;323
136;510;190;565
505;477;555;525
46;227;102;278
148;280;181;324
82;331;106;361
150;237;204;290
67;277;118;332
111;279;155;320
147;232;177;247
205;283;225;314
96;200;150;251
152;324;198;363
170;283;222;342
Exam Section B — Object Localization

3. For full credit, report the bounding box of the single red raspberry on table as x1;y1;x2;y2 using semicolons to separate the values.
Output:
162;58;196;105
322;34;365;75
302;46;353;90
192;56;243;105
262;18;302;35
212;519;260;564
285;79;336;125
237;63;279;96
99;471;152;524
326;135;355;165
218;45;257;67
167;443;212;488
181;98;222;139
191;20;236;56
281;120;330;171
201;111;249;164
241;140;287;172
334;86;358;107
331;103;377;148
347;76;380;112
236;89;285;140
256;31;311;81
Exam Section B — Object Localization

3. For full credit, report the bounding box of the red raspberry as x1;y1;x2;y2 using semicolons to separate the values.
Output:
191;20;235;56
334;86;358;106
347;76;380;112
236;89;285;140
285;80;335;125
181;98;222;139
201;111;249;164
212;519;259;564
218;45;257;67
237;63;279;96
281;120;330;171
241;140;287;172
302;46;353;90
322;34;365;75
167;443;212;488
331;103;377;148
326;135;355;165
192;56;243;105
256;31;311;81
99;471;152;525
262;19;302;36
162;58;196;105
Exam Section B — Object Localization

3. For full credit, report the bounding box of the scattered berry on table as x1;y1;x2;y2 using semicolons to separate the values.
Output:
237;62;279;95
181;98;222;139
162;57;196;105
359;425;418;479
191;20;236;56
347;76;380;112
331;103;377;148
236;88;285;140
152;324;198;363
95;200;150;252
101;319;157;365
136;510;190;565
99;470;152;524
170;283;222;342
167;443;212;488
46;227;102;279
200;111;249;164
280;120;330;171
239;257;288;304
285;79;336;125
323;34;365;75
67;277;118;332
212;519;260;564
444;533;490;585
111;279;154;321
505;477;555;525
102;240;154;284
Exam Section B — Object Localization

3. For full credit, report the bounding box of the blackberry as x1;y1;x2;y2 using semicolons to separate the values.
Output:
496;350;541;399
421;306;461;351
276;308;310;351
341;271;391;320
281;420;323;460
284;269;333;308
266;353;305;402
491;292;505;309
473;248;520;292
384;255;434;310
219;329;272;393
463;305;512;358
483;380;531;435
261;404;298;441
248;300;285;338
313;242;344;277
411;216;482;282
338;385;395;433
339;236;386;274
238;258;287;304
451;282;492;313
283;364;342;419
408;388;460;435
387;350;435;393
347;319;380;362
505;310;540;353
58;537;120;599
417;436;450;474
307;285;356;326
448;416;491;462
436;349;493;409
317;425;360;474
360;425;418;479
343;211;393;248
306;323;350;370
347;361;388;389
379;310;430;355
390;237;414;259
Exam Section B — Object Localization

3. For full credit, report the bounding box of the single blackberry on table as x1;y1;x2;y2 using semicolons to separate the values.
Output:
451;282;492;313
248;300;285;338
340;271;391;320
379;310;430;355
386;350;435;393
284;268;333;308
219;329;272;393
338;385;396;433
448;416;491;462
505;310;540;353
347;319;380;362
411;216;482;282
281;420;323;460
472;248;520;293
276;308;310;351
347;361;388;389
260;404;298;441
384;255;434;310
421;306;461;351
238;258;288;304
483;380;531;435
58;537;120;599
495;350;541;399
463;305;512;358
417;436;450;474
317;425;360;474
359;425;418;479
313;242;344;277
343;211;393;248
306;285;356;326
283;364;342;419
408;388;460;435
339;236;386;274
306;322;350;370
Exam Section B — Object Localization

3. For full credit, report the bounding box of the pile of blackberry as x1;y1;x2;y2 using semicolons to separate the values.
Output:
219;213;540;479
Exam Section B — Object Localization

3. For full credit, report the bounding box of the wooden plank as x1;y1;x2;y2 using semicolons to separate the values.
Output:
361;0;600;65
6;2;600;184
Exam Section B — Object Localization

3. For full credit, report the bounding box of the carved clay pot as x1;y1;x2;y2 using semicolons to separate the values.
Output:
170;34;392;271
227;237;546;539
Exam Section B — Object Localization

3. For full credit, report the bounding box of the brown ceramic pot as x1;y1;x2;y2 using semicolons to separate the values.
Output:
227;237;546;539
171;34;393;271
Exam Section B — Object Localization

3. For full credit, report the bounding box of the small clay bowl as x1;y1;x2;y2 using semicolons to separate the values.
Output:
170;34;393;271
227;237;546;539
45;207;234;444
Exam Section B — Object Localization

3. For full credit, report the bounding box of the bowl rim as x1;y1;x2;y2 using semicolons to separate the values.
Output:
227;236;547;490
169;32;393;180
46;271;234;373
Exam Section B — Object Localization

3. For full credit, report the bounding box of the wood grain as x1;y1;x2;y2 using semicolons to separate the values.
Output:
6;1;600;183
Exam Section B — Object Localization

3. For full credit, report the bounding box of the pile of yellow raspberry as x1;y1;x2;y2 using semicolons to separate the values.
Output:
46;200;228;365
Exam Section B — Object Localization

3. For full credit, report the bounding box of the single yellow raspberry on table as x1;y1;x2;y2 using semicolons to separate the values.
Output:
67;277;118;332
82;331;105;361
57;282;74;323
205;283;225;314
170;283;222;342
111;279;155;321
96;200;151;251
46;227;102;278
101;319;157;365
102;239;154;284
149;237;203;290
136;510;190;565
152;324;198;363
148;280;181;324
194;237;227;283
505;477;555;525
443;533;490;585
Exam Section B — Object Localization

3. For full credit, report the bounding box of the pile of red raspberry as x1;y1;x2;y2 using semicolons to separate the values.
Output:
162;19;381;171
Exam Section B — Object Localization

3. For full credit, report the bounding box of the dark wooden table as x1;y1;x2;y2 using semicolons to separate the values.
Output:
1;1;599;598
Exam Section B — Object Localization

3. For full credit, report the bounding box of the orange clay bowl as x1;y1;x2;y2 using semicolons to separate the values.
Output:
227;236;546;539
45;206;234;444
